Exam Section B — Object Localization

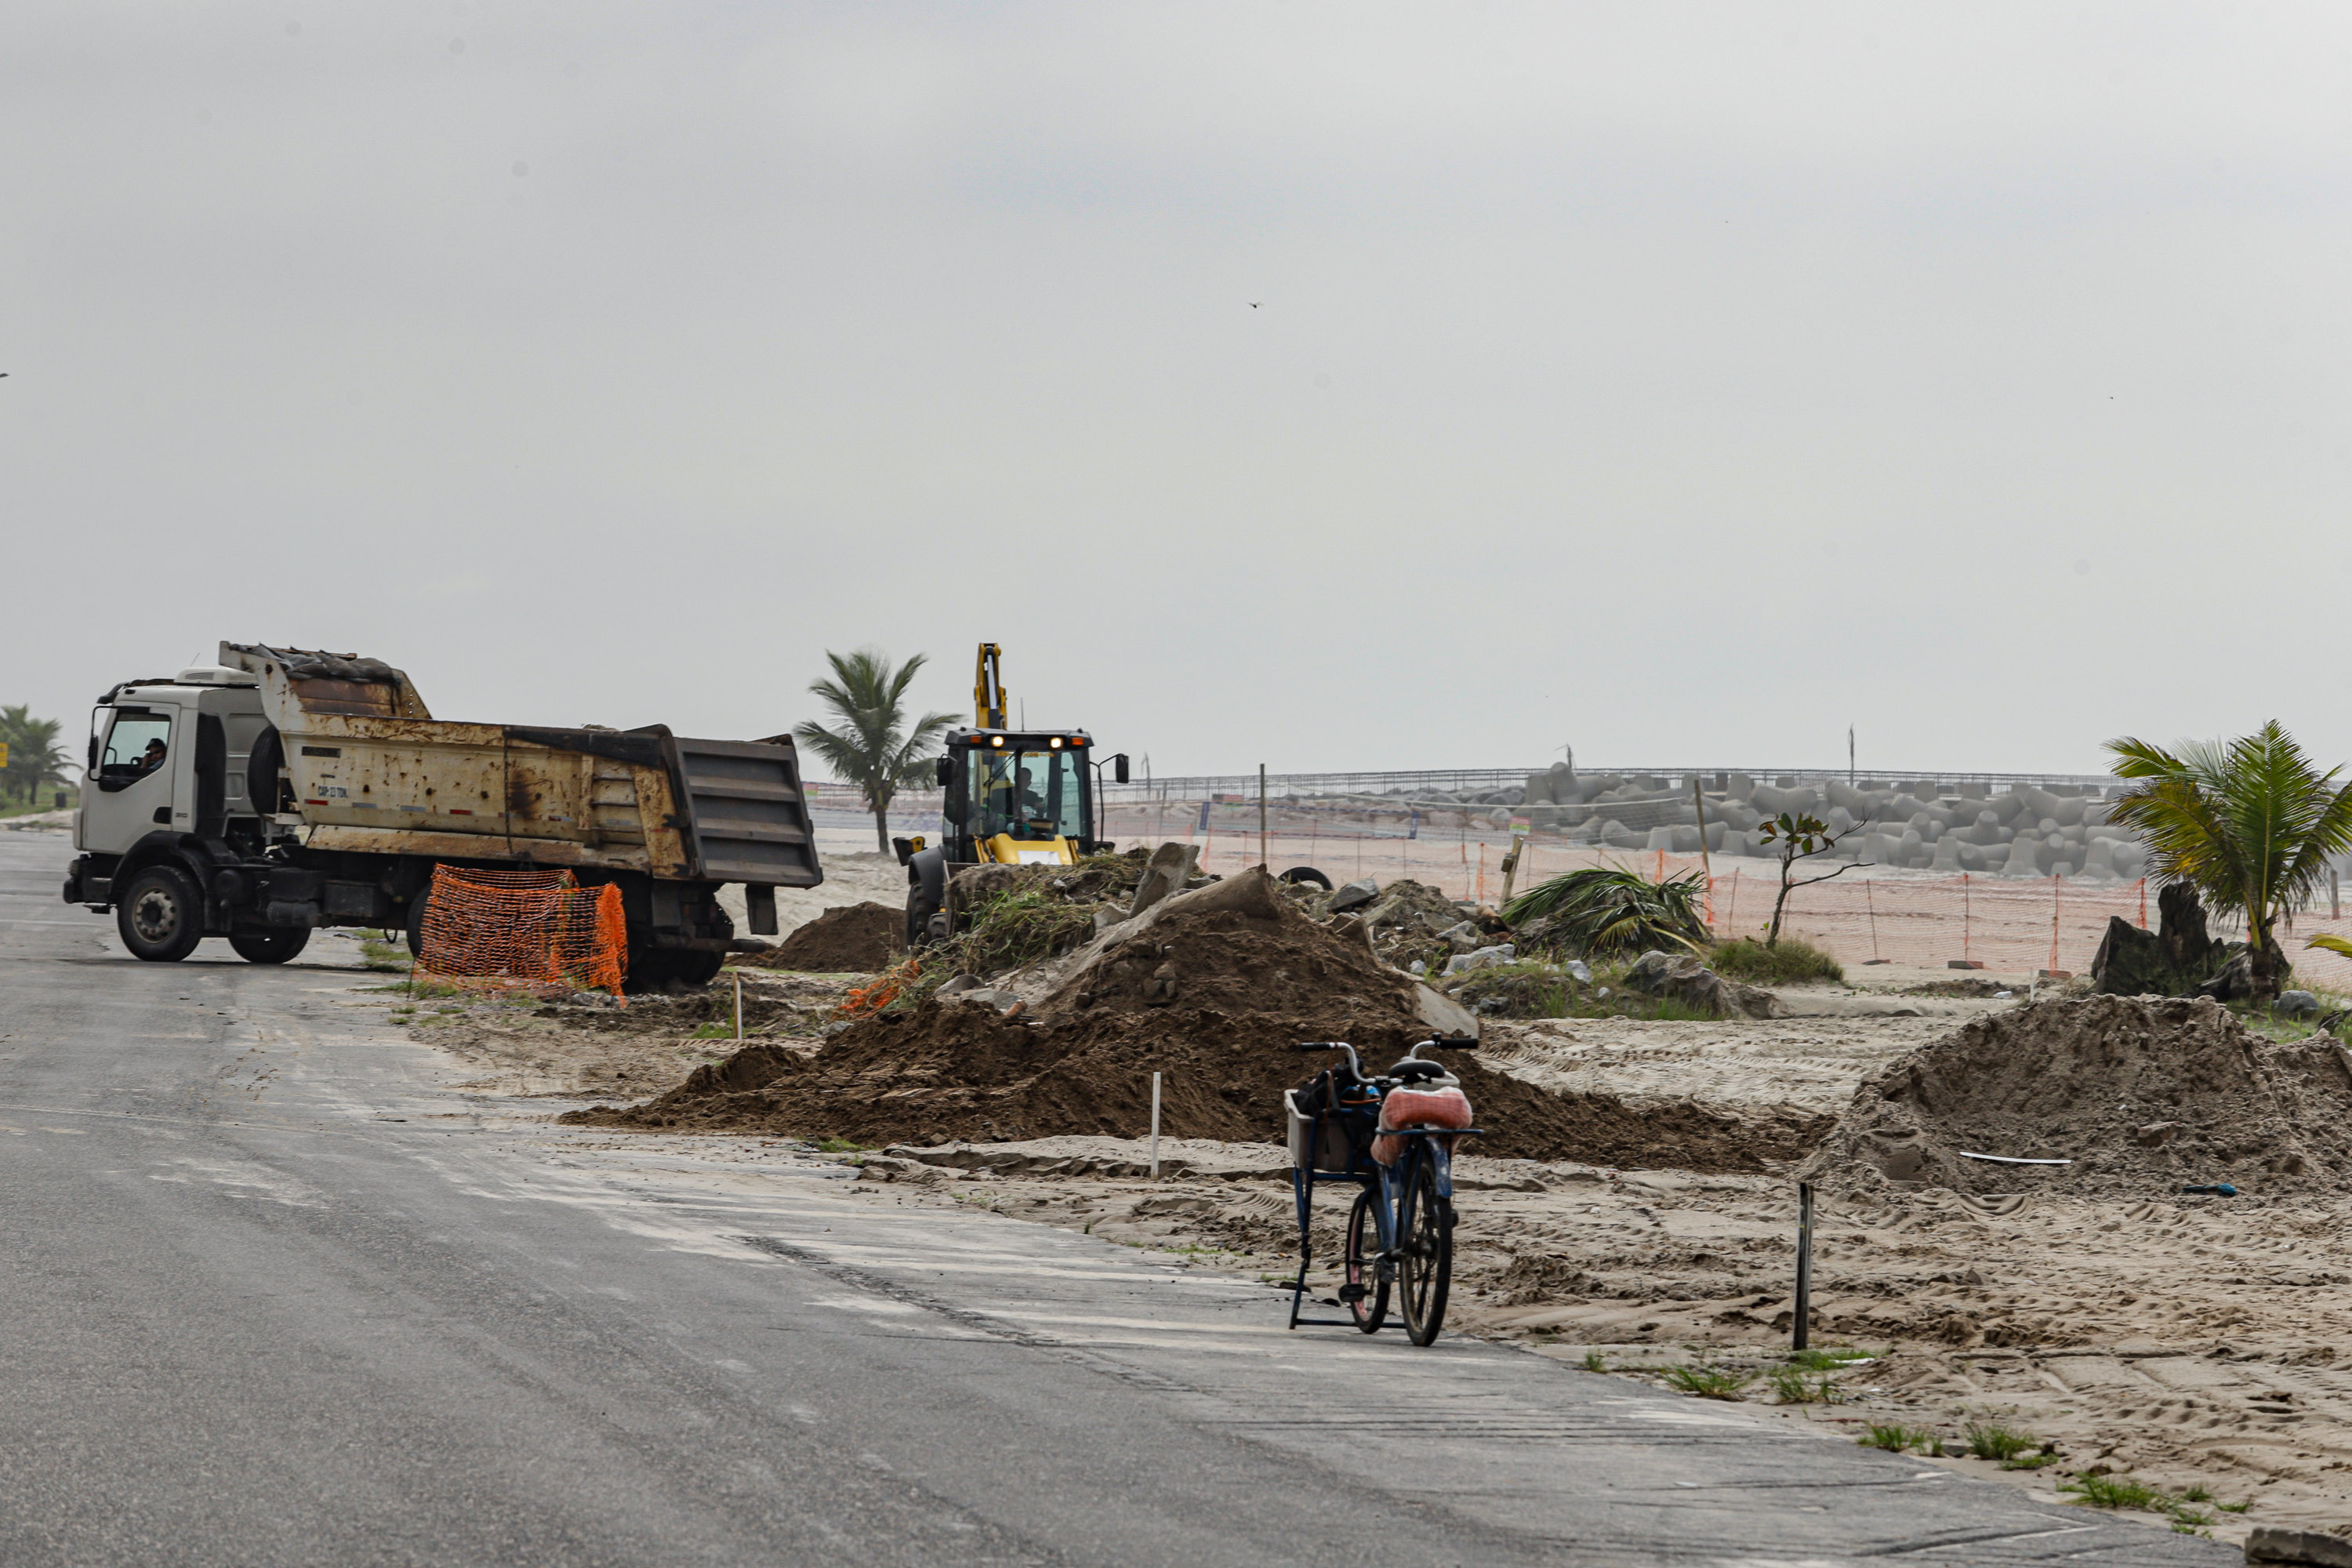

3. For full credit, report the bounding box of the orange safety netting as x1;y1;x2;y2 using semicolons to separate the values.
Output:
1101;805;2352;985
415;865;629;1000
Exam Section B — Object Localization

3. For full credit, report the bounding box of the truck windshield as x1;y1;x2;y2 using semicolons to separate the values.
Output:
968;747;1085;842
96;710;172;793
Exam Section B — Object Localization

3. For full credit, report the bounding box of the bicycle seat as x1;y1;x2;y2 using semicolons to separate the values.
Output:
1386;1059;1450;1086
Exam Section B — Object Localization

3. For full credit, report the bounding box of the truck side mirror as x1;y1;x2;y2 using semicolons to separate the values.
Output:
935;755;955;788
1112;753;1130;785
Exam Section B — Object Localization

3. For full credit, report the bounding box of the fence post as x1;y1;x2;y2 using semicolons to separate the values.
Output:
2137;877;2147;930
1258;763;1269;872
1963;873;1972;965
1866;877;1880;963
2049;874;2062;974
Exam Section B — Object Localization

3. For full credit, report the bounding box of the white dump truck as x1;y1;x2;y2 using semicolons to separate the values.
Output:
62;643;821;984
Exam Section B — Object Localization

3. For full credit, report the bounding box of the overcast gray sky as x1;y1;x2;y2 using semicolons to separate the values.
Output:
7;2;2350;780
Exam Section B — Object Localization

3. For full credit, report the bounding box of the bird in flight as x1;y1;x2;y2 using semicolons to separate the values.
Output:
1247;302;1261;308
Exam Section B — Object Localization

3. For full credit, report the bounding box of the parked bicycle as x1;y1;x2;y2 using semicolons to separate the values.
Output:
1283;1035;1482;1346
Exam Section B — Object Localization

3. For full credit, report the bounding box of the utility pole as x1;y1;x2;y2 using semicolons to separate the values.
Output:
1258;762;1269;870
1848;727;1856;787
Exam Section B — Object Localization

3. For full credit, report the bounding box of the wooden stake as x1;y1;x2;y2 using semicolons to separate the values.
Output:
1793;1183;1815;1351
1149;1072;1163;1178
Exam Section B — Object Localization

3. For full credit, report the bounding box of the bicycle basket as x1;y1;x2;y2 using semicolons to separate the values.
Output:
1284;1088;1370;1173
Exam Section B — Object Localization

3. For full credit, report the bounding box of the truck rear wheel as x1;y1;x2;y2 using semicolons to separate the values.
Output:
229;929;310;964
404;881;434;960
117;866;205;963
629;949;722;989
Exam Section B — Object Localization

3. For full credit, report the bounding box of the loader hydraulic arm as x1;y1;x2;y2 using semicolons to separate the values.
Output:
975;643;1007;731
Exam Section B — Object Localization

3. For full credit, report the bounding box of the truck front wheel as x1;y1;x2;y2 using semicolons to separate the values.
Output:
229;929;310;964
117;866;205;963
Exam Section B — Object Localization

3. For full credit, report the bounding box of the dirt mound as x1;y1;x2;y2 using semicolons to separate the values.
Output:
739;902;901;972
566;866;1826;1171
1801;994;2352;1195
1043;869;1416;1018
561;996;1824;1172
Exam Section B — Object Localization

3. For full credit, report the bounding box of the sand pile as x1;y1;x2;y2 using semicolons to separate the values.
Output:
566;869;1825;1171
739;902;900;972
1802;994;2352;1195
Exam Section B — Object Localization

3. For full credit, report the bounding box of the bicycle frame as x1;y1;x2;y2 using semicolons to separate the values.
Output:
1286;1119;1477;1333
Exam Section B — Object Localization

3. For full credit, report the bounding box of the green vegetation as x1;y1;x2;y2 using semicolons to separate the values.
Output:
1503;866;1710;958
689;1021;739;1040
1661;1364;1754;1400
1962;1420;2037;1462
1757;811;1873;947
2217;1499;2252;1514
2058;1472;2215;1532
0;706;72;808
1708;935;1844;985
792;648;956;855
1788;1346;1876;1370
1766;1365;1842;1404
2107;722;2352;1004
958;885;1098;974
355;930;412;972
1857;1422;1935;1454
1581;1350;1606;1372
814;1137;869;1153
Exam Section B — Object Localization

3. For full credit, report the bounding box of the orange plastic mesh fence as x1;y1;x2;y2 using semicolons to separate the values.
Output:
415;865;629;1000
1102;807;2352;986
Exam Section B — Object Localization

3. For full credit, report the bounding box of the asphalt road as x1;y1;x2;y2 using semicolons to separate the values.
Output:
0;829;2238;1566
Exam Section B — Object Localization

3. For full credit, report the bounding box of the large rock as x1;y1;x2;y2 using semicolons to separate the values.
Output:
2090;882;2230;996
1326;876;1379;914
1621;949;1778;1019
1127;842;1201;919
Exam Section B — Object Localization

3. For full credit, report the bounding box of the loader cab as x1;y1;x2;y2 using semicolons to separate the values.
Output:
937;728;1100;866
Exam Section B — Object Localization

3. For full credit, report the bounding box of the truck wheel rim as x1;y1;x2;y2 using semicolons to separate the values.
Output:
132;889;180;942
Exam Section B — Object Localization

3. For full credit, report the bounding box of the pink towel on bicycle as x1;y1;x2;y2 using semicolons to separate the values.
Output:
1373;1085;1473;1166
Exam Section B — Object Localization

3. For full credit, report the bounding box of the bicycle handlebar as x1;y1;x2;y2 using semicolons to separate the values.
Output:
1294;1041;1366;1077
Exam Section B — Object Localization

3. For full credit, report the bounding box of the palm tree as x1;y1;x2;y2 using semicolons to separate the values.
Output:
0;706;71;808
2105;721;2352;1004
793;649;956;854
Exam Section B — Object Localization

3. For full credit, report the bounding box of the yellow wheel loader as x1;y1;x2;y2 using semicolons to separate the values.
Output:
894;644;1128;948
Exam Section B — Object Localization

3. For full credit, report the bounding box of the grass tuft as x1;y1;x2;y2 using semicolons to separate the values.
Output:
1962;1420;2037;1462
1789;1346;1876;1371
1707;935;1844;985
1766;1365;1842;1404
1857;1422;1935;1454
1581;1350;1606;1373
1661;1364;1754;1401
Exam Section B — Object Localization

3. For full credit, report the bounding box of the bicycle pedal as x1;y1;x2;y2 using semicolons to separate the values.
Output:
1337;1283;1367;1304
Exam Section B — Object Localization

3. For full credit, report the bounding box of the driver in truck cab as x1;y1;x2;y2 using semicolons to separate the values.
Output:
139;738;168;775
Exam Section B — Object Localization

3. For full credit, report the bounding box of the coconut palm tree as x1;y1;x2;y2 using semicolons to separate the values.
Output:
0;706;71;808
793;649;956;854
2105;721;2352;1004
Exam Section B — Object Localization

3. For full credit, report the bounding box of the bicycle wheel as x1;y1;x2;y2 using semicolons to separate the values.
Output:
1398;1152;1454;1346
1344;1188;1389;1334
